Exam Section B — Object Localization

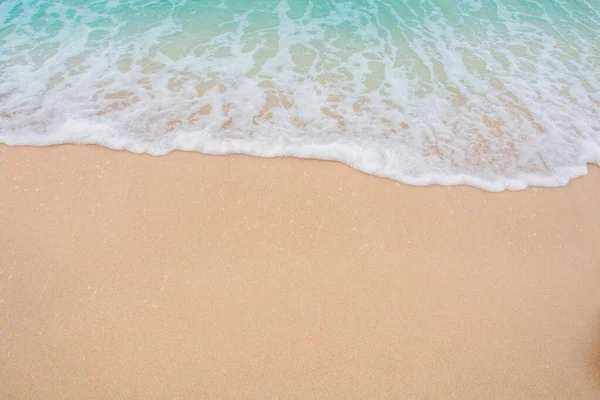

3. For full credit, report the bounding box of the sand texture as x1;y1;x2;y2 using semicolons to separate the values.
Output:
0;144;599;399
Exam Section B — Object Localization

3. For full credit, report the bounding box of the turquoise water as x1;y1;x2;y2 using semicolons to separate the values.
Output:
1;0;599;190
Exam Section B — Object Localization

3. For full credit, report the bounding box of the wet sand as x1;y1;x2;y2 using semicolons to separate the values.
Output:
0;144;599;399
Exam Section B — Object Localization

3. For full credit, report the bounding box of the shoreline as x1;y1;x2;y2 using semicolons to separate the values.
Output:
0;141;597;192
1;144;599;399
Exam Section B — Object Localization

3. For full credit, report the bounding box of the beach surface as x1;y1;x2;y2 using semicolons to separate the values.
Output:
0;144;599;399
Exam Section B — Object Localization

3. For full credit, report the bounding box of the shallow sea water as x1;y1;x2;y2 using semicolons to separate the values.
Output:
1;0;599;190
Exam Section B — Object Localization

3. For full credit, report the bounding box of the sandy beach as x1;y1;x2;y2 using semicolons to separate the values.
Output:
0;143;598;399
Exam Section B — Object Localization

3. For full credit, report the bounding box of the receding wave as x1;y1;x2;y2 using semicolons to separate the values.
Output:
1;0;599;191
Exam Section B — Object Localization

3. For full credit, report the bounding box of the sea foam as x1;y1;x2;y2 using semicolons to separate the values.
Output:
1;0;599;191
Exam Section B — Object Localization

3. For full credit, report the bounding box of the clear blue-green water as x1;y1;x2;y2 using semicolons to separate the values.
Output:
1;0;599;190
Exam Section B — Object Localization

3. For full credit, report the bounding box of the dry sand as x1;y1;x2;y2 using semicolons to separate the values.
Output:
0;144;599;399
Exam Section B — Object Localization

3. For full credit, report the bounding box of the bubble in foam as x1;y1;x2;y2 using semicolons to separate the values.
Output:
0;0;599;191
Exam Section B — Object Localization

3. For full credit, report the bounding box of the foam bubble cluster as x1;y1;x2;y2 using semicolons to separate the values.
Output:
1;0;599;190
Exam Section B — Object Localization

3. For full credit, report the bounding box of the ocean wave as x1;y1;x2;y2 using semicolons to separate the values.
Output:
1;0;599;191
